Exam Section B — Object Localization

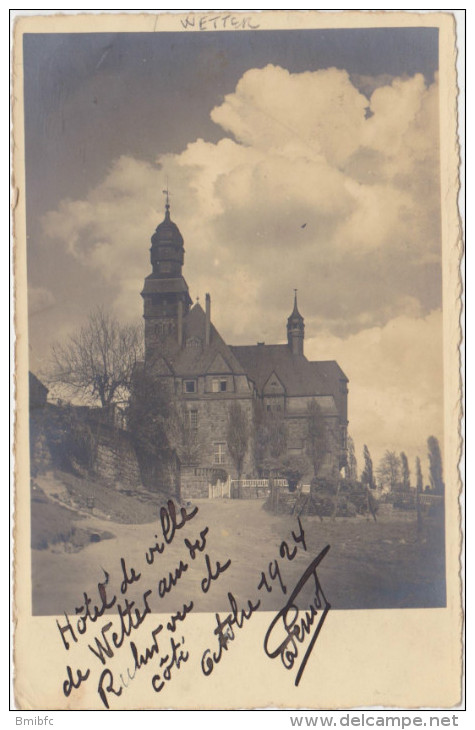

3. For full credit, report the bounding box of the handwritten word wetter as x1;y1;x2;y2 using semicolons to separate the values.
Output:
180;14;260;31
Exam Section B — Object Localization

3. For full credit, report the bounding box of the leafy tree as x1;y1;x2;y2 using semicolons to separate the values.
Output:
225;402;249;481
267;409;287;460
361;444;375;489
346;435;358;482
415;456;423;532
43;404;97;475
377;450;401;490
49;307;143;407
251;401;268;477
251;404;288;477
416;456;423;493
400;451;411;489
126;366;173;491
427;436;444;495
305;399;327;477
279;454;310;492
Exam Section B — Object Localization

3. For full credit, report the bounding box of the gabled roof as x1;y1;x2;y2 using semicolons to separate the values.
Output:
170;304;246;377
230;344;347;397
263;370;285;394
206;352;233;374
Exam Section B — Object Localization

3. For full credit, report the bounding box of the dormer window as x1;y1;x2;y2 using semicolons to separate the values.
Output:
212;378;227;393
186;337;202;349
184;380;197;394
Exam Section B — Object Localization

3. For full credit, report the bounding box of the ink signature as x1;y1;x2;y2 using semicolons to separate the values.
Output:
263;545;331;686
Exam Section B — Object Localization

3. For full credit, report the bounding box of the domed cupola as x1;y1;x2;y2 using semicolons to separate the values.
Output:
150;195;185;278
287;290;305;356
141;190;192;361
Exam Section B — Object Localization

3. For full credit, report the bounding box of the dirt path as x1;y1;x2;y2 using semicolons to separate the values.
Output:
32;499;445;616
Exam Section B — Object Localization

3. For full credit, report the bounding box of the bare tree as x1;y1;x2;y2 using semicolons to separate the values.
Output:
400;451;411;489
305;399;327;477
226;402;249;481
427;436;444;495
49;307;143;407
168;403;203;467
377;450;401;490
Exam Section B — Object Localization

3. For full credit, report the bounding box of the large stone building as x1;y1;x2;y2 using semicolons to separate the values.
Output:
141;199;348;499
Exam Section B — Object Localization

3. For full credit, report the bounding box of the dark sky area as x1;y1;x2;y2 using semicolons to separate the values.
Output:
23;28;438;232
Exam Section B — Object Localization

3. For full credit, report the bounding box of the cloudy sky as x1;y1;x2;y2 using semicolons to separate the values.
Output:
23;26;443;479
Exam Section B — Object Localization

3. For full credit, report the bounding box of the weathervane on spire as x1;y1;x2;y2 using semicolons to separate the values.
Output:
162;178;171;213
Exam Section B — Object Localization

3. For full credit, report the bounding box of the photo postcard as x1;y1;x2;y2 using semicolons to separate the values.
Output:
12;10;463;710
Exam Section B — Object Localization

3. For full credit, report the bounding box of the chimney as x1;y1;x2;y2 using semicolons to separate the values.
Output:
205;293;211;346
177;299;183;347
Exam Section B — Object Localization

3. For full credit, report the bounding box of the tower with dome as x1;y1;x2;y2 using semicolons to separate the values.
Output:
140;198;348;499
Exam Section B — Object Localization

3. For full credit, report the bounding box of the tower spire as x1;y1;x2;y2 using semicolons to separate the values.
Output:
142;187;192;361
287;289;305;356
162;179;171;219
292;288;300;316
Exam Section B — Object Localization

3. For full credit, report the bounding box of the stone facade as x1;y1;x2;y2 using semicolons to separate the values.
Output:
140;203;349;499
93;423;143;491
176;393;254;477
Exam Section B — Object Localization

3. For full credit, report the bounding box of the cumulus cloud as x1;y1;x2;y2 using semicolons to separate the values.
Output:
38;64;443;460
41;65;441;338
306;309;444;480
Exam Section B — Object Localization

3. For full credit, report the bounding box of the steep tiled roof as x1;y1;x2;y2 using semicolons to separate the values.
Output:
230;344;347;397
170;304;246;377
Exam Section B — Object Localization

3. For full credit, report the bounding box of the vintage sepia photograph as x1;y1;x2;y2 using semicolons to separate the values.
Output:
13;10;462;710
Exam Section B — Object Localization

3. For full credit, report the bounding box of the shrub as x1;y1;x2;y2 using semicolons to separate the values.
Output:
44;405;97;474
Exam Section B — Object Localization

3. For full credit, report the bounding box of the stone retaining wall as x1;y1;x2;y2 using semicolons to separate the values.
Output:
93;423;143;489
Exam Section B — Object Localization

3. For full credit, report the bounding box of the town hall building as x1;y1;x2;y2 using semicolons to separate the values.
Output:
140;198;348;499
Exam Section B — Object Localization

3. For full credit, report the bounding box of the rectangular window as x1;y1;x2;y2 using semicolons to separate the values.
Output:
214;442;226;465
184;380;196;394
189;410;198;429
212;378;227;393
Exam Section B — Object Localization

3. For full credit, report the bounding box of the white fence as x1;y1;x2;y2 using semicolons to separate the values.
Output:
208;478;305;500
229;478;288;500
208;480;231;499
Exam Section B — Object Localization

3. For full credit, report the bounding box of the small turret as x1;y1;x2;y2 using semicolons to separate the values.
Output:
287;289;304;356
